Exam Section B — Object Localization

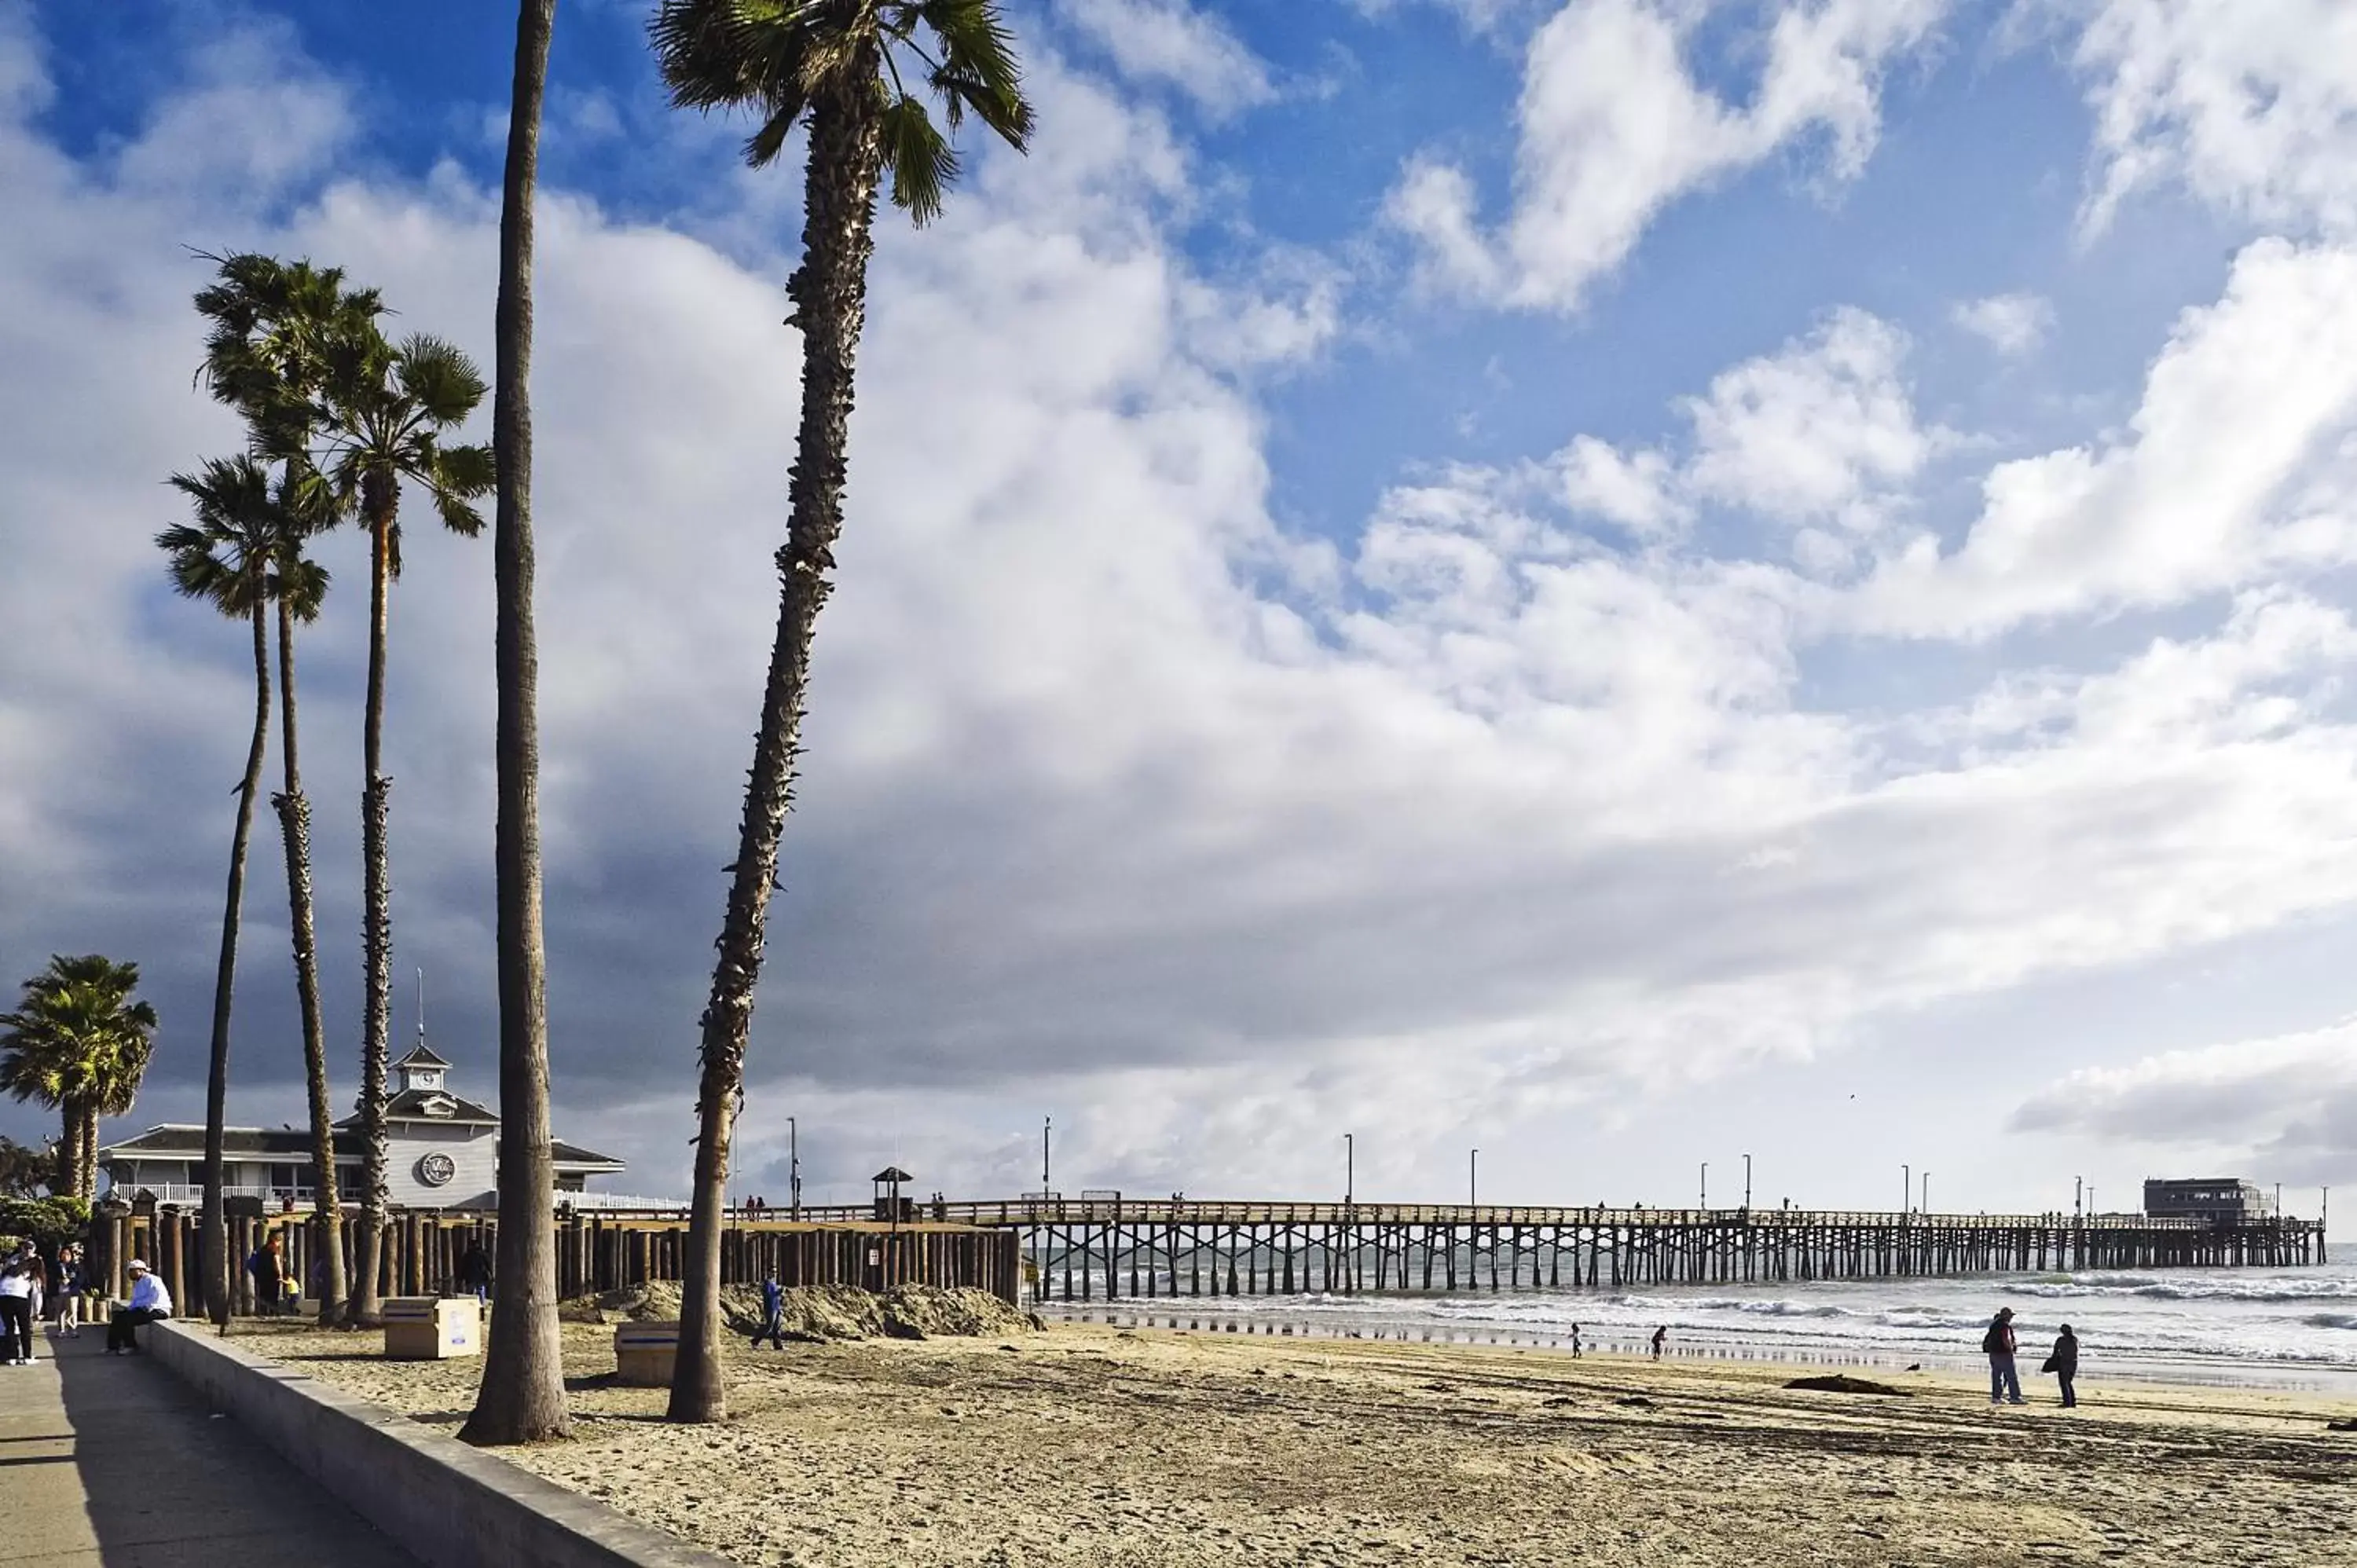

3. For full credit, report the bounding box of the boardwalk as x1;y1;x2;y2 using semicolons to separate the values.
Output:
713;1198;2327;1300
2;1328;417;1568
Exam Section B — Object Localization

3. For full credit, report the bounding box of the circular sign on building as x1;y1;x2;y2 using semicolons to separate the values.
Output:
416;1151;457;1188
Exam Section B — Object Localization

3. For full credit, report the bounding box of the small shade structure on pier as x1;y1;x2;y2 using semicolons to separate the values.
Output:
873;1167;915;1225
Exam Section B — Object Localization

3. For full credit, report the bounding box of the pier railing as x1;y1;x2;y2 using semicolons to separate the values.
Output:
676;1196;2326;1300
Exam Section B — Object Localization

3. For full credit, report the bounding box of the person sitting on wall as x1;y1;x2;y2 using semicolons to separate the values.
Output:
107;1260;173;1354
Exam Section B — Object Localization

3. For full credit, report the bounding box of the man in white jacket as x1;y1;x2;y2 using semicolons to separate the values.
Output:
106;1260;172;1354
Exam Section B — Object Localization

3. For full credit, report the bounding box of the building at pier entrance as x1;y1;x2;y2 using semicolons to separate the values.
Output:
2141;1177;2274;1223
96;1045;625;1211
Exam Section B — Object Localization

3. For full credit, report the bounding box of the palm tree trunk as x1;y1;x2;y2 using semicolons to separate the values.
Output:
78;1103;100;1201
463;0;567;1448
273;596;346;1322
669;78;884;1424
201;600;273;1328
56;1107;79;1198
352;473;397;1326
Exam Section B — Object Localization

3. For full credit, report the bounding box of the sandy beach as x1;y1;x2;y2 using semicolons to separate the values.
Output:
230;1315;2357;1567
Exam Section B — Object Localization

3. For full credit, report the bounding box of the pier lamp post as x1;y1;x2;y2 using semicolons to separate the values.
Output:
789;1117;801;1217
1345;1133;1354;1208
1922;1171;1930;1214
2075;1176;2082;1222
1902;1163;1910;1215
1042;1116;1052;1196
1743;1153;1752;1211
1469;1149;1478;1208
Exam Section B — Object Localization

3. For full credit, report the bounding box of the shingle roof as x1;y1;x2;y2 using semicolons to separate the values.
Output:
101;1122;622;1171
338;1089;500;1127
395;1042;453;1069
551;1139;626;1171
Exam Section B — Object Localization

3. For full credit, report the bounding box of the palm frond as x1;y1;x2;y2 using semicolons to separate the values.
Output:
878;92;956;223
394;334;489;427
902;0;1031;151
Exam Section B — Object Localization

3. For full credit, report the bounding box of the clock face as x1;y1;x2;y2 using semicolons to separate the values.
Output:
416;1152;458;1188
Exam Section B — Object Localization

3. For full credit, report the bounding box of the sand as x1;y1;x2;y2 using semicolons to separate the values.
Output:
230;1317;2357;1567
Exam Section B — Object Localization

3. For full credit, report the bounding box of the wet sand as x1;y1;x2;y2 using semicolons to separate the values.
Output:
236;1318;2357;1566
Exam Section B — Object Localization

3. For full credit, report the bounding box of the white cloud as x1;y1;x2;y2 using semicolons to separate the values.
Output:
1952;291;2055;354
1387;0;1946;311
2014;1013;2357;1178
2072;0;2357;236
1050;0;1277;119
1857;239;2357;636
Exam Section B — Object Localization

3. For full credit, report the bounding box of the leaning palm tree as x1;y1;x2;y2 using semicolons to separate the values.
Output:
462;0;569;1448
158;455;281;1327
313;325;493;1324
649;0;1033;1423
196;254;368;1322
0;956;159;1200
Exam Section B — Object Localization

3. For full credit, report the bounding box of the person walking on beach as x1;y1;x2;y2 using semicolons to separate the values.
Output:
1982;1306;2024;1405
753;1270;786;1350
2047;1323;2080;1409
1569;1322;1582;1358
0;1255;34;1365
1651;1325;1668;1361
458;1240;493;1305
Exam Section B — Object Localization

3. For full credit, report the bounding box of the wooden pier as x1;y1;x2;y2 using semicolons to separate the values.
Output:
750;1197;2327;1300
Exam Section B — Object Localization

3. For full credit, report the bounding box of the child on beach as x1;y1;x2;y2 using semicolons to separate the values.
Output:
1569;1322;1582;1357
1651;1325;1667;1360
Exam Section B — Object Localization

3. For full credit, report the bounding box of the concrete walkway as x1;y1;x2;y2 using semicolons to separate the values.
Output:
1;1321;420;1567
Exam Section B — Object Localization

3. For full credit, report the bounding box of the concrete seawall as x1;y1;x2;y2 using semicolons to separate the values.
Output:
145;1321;734;1568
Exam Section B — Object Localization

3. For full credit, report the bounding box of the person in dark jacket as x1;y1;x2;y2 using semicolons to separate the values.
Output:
1982;1306;2023;1405
244;1234;287;1316
458;1240;493;1304
2048;1324;2080;1408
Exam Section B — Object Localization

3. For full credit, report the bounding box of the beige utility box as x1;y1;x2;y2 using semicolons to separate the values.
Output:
383;1296;482;1360
614;1320;680;1386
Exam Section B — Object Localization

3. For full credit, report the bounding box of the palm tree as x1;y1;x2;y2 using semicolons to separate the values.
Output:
314;325;493;1324
158;455;280;1327
0;956;159;1200
196;254;367;1322
462;0;569;1449
267;516;344;1324
649;0;1033;1423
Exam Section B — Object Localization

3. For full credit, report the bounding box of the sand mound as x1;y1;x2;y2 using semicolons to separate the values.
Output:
1783;1374;1908;1396
559;1281;1037;1342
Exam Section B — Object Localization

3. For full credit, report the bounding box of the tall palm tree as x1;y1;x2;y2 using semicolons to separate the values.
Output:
158;455;281;1327
463;0;569;1449
0;956;159;1200
196;253;369;1322
267;515;344;1324
314;326;493;1324
649;0;1033;1423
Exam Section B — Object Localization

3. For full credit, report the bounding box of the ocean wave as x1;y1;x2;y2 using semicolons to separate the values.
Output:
2006;1273;2357;1304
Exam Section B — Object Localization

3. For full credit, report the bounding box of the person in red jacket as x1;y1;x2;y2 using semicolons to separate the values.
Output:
1982;1306;2023;1405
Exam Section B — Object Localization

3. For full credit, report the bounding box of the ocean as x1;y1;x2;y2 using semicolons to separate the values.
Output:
1049;1245;2357;1394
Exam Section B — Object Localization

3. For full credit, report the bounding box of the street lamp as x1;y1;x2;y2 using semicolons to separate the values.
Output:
1345;1132;1354;1207
1700;1161;1708;1211
789;1116;801;1216
1469;1148;1479;1208
1902;1164;1910;1216
1042;1115;1051;1195
1921;1171;1929;1214
1743;1153;1752;1211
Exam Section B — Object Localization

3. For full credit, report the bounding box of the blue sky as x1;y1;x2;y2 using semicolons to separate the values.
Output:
5;0;2357;1226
